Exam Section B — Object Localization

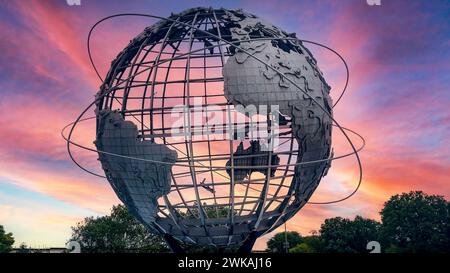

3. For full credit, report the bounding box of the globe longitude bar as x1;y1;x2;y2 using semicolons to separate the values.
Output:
64;8;363;252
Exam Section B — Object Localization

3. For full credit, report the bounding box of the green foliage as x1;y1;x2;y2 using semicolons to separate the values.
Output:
269;191;450;253
320;216;380;253
181;203;233;219
67;191;450;253
266;231;302;253
179;204;238;253
289;243;312;253
0;225;15;253
289;235;325;253
70;204;169;253
380;191;449;253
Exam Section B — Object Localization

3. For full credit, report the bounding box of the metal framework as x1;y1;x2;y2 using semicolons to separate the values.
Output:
63;7;364;252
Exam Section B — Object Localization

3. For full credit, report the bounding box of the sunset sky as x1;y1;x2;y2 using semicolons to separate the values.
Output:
0;0;449;250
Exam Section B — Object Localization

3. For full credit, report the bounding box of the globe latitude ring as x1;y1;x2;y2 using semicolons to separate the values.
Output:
61;27;364;204
62;117;364;172
62;8;364;250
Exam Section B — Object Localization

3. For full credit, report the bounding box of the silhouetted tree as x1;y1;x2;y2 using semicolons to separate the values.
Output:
319;216;380;253
179;204;239;253
0;225;14;253
266;231;302;253
16;243;31;253
289;235;325;253
180;203;233;219
380;191;449;253
70;205;169;253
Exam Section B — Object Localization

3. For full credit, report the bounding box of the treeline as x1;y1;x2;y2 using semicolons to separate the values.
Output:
267;191;449;253
1;191;448;253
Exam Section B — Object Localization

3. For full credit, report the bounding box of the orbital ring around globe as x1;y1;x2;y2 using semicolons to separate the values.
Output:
63;12;364;206
62;116;364;174
61;8;365;248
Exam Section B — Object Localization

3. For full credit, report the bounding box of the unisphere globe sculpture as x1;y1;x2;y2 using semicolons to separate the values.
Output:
93;7;334;252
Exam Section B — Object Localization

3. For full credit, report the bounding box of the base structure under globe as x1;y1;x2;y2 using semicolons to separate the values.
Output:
86;7;338;252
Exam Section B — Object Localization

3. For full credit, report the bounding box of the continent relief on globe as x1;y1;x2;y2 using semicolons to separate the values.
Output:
94;109;178;224
226;140;280;181
89;7;336;245
223;16;333;207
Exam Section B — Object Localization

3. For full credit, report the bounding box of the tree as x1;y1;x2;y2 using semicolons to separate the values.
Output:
0;225;14;253
320;216;380;253
289;243;311;253
289;235;325;253
69;204;169;253
180;203;233;219
380;191;449;253
16;243;31;253
180;204;239;253
266;231;302;253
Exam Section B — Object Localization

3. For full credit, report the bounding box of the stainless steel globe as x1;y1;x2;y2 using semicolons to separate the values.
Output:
93;7;333;251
